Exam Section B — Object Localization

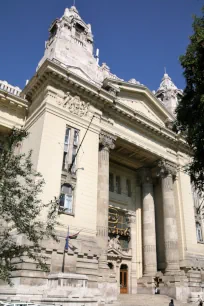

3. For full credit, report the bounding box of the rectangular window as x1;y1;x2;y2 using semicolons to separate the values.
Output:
109;173;114;192
126;179;131;197
62;126;79;173
62;127;70;170
116;176;121;194
60;184;73;214
72;129;79;173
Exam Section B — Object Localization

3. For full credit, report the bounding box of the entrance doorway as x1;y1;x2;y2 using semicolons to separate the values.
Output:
120;264;128;294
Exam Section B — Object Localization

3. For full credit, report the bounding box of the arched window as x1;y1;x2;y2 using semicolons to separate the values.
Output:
196;222;203;242
60;183;73;214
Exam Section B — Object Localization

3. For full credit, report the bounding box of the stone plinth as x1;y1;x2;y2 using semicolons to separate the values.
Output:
0;273;98;306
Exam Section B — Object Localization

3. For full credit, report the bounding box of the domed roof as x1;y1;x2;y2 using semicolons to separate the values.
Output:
158;73;178;92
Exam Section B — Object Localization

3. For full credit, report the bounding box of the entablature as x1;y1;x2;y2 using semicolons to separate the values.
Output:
22;59;189;155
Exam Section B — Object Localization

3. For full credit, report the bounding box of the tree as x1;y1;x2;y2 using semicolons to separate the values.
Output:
0;129;59;285
176;6;204;193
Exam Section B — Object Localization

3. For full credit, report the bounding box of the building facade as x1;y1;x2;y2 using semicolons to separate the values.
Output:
0;6;204;305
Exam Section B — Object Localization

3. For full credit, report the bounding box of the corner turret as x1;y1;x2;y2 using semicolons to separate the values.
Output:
155;73;183;116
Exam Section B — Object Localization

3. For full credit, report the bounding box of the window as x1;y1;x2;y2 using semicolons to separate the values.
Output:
126;179;131;197
63;127;70;170
196;222;203;242
75;23;84;40
116;176;121;194
109;173;114;192
60;184;73;214
62;127;79;173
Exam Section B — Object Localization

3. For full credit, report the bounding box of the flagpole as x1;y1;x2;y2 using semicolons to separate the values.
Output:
61;226;69;273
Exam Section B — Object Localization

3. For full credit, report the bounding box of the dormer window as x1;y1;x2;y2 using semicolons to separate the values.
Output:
75;23;84;39
49;19;59;39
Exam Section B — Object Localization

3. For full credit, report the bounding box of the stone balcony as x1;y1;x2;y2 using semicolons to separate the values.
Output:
0;80;21;97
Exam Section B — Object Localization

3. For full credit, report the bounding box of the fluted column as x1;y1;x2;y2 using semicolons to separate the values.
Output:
97;131;116;270
157;159;180;274
139;168;157;276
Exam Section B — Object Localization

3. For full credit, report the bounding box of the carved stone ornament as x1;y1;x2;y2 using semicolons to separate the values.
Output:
108;235;122;251
157;159;177;178
99;131;117;150
61;92;89;117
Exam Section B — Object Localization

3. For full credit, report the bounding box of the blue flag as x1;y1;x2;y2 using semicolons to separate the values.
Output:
64;228;80;251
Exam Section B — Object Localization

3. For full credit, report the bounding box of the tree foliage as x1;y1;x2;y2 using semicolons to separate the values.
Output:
0;129;59;285
176;7;204;192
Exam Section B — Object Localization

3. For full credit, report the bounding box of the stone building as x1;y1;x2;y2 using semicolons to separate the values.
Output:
0;5;204;305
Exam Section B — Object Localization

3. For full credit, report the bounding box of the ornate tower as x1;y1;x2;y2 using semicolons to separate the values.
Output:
155;73;183;116
37;6;101;83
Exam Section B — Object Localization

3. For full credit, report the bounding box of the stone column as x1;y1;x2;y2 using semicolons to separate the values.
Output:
157;159;180;273
126;211;137;294
139;168;157;276
97;131;116;270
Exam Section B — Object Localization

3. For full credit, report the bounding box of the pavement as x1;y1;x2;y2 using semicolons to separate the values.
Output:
110;294;192;306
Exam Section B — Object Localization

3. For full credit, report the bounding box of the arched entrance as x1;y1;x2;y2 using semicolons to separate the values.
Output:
120;264;128;294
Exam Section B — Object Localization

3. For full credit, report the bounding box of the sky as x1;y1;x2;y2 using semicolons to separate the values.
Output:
0;0;202;91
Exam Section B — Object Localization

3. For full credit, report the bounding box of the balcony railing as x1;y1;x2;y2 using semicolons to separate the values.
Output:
0;80;21;97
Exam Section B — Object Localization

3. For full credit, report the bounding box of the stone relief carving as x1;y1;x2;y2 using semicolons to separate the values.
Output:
157;159;177;178
108;235;122;251
59;92;89;117
99;131;117;150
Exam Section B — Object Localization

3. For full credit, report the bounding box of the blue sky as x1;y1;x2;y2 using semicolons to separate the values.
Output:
0;0;202;91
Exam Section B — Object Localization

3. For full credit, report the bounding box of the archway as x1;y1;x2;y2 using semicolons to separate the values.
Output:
120;264;128;294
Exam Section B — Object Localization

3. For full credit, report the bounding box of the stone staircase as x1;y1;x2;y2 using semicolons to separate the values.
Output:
109;294;192;306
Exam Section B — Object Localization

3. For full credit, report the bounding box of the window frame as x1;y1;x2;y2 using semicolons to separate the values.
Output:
116;175;121;194
196;222;203;243
126;179;131;197
109;173;114;192
59;183;75;216
62;126;79;174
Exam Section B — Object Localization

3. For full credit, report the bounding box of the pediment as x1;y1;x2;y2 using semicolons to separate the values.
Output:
107;247;132;260
67;66;96;84
107;79;174;127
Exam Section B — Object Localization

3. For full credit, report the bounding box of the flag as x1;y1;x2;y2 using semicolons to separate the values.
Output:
64;230;80;251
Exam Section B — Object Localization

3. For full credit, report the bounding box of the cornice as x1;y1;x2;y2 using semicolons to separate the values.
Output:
0;89;28;110
22;59;189;154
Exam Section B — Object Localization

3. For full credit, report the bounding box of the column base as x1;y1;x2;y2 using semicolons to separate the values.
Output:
137;276;156;295
159;274;189;302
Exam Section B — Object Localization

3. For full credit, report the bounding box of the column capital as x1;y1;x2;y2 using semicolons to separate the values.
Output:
137;168;153;185
156;159;177;178
99;131;117;151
